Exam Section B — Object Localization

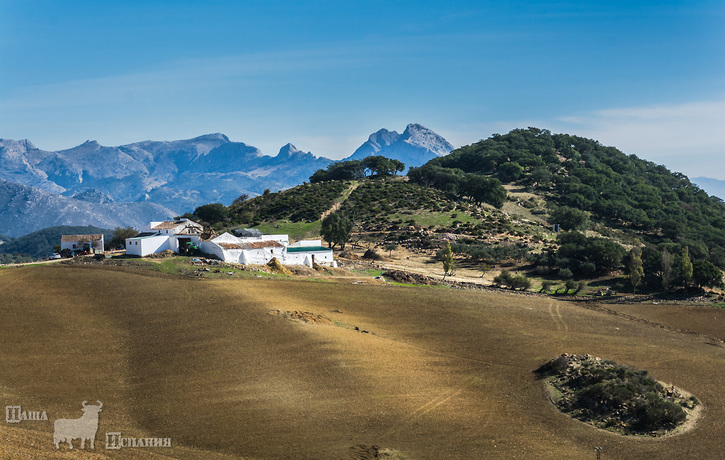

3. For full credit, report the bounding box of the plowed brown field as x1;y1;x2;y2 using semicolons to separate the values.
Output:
1;265;724;459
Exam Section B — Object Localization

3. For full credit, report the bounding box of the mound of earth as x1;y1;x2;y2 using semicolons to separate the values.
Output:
266;257;293;275
382;270;439;286
537;353;699;436
271;310;333;325
146;249;177;258
362;249;383;261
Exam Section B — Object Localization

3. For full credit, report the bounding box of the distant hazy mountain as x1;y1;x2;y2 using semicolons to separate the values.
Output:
346;123;453;169
692;177;725;201
0;179;175;237
0;134;333;213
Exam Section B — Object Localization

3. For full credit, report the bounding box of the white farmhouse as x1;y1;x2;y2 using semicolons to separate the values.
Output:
125;219;335;267
201;233;335;267
61;234;105;255
125;219;203;257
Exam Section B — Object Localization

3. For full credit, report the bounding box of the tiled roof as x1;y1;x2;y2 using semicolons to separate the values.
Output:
61;234;103;243
218;243;245;249
217;240;285;250
245;241;285;249
151;221;185;230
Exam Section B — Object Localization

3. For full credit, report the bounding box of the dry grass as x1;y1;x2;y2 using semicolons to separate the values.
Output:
1;265;724;459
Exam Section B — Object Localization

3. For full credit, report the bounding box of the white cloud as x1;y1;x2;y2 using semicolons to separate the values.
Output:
553;99;725;179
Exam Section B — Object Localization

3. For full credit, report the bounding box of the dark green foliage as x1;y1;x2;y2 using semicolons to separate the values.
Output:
510;274;532;291
109;226;138;249
550;206;589;231
0;253;34;264
193;203;228;224
537;231;626;275
384;243;399;256
0;225;113;259
492;269;513;287
564;279;578;294
408;165;506;208
558;268;574;280
320;212;353;249
310;160;365;183
498;161;524;182
229;181;348;224
361;156;405;177
692;259;724;289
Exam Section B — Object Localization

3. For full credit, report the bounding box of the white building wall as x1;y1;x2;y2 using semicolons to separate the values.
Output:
126;235;170;257
288;239;323;248
284;250;334;267
200;241;225;260
60;241;75;252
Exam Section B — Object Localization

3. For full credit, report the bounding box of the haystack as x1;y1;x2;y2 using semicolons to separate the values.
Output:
266;257;293;275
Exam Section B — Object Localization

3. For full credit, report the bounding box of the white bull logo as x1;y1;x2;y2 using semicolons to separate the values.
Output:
53;401;103;449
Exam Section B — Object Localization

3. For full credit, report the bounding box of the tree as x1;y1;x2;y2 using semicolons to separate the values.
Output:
231;193;250;206
692;260;724;289
541;280;555;293
384;243;398;256
498;161;524;182
627;246;644;294
550;206;589;231
361;156;404;177
309;160;366;182
493;269;513;287
680;247;693;288
194;203;228;223
661;248;673;291
441;241;454;280
461;174;506;208
480;262;491;279
109;226;138;250
564;279;578;295
510;274;532;291
320;212;353;249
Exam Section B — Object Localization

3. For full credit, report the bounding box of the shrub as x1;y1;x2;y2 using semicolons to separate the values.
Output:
541;280;556;293
559;268;574;280
510;275;532;291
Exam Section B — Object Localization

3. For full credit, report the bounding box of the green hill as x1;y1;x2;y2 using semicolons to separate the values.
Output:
415;127;725;262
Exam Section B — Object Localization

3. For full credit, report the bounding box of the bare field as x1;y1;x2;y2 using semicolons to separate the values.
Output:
1;265;724;459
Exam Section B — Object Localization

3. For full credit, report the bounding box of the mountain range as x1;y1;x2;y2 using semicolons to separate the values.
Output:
0;123;452;237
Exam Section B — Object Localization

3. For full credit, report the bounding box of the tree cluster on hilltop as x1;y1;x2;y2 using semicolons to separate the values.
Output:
310;156;405;183
422;127;725;270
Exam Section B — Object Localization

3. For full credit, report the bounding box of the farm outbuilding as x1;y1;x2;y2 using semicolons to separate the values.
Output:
125;219;203;257
61;234;105;255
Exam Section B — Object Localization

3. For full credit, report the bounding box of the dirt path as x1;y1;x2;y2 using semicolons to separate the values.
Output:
320;182;360;220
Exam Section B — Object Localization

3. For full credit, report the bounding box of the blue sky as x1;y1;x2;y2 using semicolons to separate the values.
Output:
1;1;724;178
